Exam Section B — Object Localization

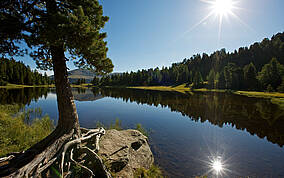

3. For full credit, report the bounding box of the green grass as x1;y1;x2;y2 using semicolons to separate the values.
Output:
96;119;151;137
0;105;54;157
136;123;150;137
129;84;192;93
96;118;123;131
234;91;284;98
235;91;284;110
128;84;284;109
193;88;226;92
109;118;123;130
70;83;92;88
129;84;224;94
134;164;163;178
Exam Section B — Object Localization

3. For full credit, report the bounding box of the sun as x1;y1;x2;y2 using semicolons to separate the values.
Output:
207;156;227;176
212;0;234;16
181;0;247;47
199;0;241;46
212;160;223;173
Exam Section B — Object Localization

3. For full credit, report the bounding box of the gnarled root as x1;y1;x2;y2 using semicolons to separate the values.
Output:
0;127;112;178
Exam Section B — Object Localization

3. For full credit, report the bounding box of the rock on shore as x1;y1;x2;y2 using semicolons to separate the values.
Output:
99;129;154;177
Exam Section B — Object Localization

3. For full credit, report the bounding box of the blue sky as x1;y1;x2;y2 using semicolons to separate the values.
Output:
15;0;284;75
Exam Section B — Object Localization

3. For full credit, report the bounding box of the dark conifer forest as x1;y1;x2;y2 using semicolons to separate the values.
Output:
0;58;52;86
97;32;284;92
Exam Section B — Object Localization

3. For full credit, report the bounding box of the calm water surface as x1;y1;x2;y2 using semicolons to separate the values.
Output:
1;87;284;177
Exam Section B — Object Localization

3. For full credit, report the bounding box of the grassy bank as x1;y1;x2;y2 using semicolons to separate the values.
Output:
0;105;54;157
129;84;191;93
129;84;227;94
70;83;93;88
128;85;284;109
235;91;284;109
234;91;284;98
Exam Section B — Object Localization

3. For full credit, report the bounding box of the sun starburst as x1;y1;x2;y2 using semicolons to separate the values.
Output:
211;0;234;16
212;159;223;173
202;155;231;177
180;0;251;47
204;0;239;46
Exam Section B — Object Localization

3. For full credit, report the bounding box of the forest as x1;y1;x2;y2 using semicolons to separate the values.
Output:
0;58;52;86
97;32;284;92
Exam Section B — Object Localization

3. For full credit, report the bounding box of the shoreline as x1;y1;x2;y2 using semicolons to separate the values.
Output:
1;84;283;109
128;85;284;109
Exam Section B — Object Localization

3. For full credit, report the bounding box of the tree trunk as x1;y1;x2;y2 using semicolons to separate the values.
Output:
0;46;82;177
51;45;81;135
46;0;80;135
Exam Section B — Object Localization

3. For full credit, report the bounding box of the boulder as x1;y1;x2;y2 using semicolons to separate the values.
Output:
99;129;154;177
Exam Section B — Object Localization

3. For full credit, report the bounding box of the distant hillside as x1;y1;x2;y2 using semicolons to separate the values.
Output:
50;69;120;83
72;89;104;101
67;69;96;83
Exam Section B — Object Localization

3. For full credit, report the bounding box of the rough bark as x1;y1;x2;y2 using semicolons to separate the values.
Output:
0;45;85;178
51;45;81;136
0;0;111;176
46;0;81;135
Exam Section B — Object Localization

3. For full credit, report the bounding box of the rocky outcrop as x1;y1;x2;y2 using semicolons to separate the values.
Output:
99;129;154;177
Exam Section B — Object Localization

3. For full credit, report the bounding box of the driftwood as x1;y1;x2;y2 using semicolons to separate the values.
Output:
0;127;112;178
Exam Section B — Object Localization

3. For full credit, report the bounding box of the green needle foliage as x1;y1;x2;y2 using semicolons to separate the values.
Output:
96;33;284;93
0;0;113;73
1;0;114;144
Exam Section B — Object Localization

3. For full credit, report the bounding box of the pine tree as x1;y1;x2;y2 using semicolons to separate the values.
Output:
0;1;113;176
243;62;258;90
277;79;284;93
207;69;215;89
192;71;203;89
257;58;283;90
266;84;274;92
216;72;226;89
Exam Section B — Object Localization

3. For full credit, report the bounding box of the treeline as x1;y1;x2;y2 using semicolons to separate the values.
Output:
0;58;53;86
0;87;50;105
95;32;284;92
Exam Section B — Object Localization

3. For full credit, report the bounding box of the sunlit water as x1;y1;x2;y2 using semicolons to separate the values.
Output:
1;87;284;177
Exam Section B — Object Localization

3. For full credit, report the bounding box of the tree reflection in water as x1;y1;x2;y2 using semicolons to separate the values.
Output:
93;87;284;147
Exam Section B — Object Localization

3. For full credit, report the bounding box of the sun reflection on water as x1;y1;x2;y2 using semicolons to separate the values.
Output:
212;159;223;173
203;155;231;177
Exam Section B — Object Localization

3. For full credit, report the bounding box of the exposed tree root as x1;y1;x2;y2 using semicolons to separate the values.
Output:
0;127;112;178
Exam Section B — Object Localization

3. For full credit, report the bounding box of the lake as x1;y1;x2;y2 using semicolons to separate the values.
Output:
1;87;284;177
